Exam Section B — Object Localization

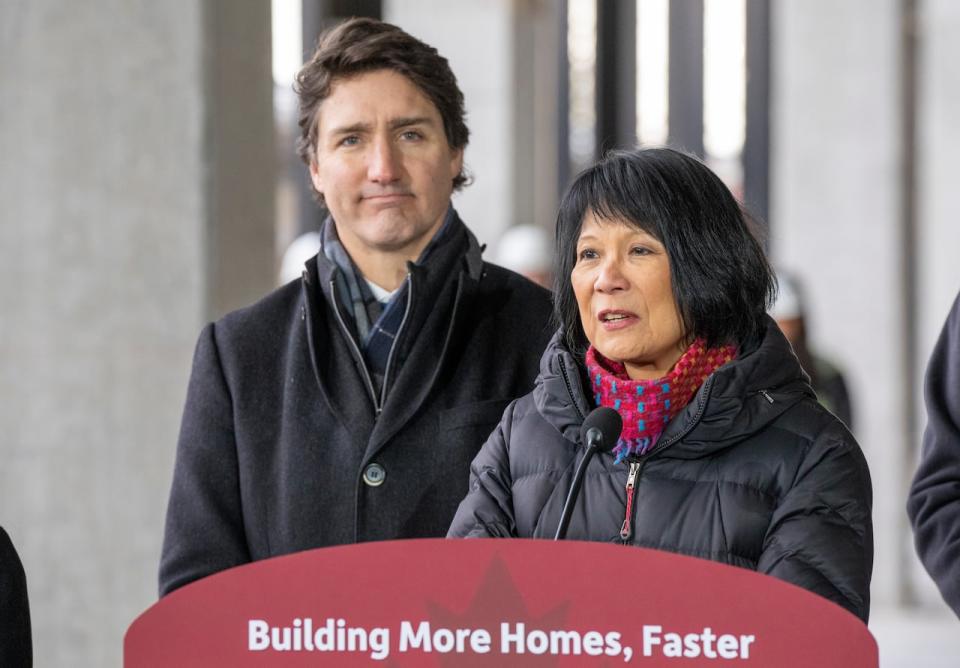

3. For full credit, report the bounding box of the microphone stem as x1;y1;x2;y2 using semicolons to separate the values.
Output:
554;446;597;540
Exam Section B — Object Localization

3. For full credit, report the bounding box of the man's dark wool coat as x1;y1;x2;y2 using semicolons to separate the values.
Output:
159;216;553;596
0;526;32;666
908;291;960;618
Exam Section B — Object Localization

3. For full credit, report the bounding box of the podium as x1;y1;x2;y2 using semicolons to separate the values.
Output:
126;539;877;666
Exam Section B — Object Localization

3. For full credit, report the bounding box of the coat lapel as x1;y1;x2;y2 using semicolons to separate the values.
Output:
302;255;377;448
363;225;484;462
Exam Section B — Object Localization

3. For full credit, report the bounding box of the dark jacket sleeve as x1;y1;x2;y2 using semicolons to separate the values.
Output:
0;527;32;667
757;422;874;622
159;323;251;596
908;293;960;617
447;402;519;538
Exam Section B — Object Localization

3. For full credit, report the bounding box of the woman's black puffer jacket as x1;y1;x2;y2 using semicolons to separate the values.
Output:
448;318;873;621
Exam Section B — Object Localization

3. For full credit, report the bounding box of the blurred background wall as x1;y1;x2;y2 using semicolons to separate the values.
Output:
2;0;959;665
0;2;275;664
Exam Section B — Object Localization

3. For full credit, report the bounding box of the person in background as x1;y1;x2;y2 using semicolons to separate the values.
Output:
908;291;960;618
278;230;320;285
493;223;553;289
159;18;553;596
0;526;31;666
769;271;854;430
449;148;873;621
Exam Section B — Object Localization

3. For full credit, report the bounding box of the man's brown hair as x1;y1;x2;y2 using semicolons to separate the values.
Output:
295;17;470;190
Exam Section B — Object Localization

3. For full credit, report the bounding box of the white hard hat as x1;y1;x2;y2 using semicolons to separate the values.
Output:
279;231;321;284
494;224;552;274
769;271;803;320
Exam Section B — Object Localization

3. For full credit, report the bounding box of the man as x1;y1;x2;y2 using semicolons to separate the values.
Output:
159;18;553;595
908;291;960;618
769;271;853;429
0;526;31;665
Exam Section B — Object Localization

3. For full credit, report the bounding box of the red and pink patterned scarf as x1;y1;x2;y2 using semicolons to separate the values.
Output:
585;340;737;463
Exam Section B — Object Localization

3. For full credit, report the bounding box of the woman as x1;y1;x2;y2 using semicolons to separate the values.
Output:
448;148;873;621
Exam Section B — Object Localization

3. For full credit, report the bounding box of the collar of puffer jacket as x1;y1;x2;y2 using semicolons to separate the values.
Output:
532;316;817;458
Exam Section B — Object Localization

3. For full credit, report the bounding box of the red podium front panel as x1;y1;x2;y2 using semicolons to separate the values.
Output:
126;539;877;666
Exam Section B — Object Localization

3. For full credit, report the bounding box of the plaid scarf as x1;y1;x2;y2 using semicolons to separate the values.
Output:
321;208;455;392
586;340;737;463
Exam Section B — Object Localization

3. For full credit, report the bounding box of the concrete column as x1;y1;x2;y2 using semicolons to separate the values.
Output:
595;0;637;154
917;1;960;375
511;0;564;232
0;2;273;664
668;0;705;157
383;0;563;247
771;0;903;606
205;2;277;316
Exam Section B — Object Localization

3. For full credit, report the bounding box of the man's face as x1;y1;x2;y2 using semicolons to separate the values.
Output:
309;69;463;261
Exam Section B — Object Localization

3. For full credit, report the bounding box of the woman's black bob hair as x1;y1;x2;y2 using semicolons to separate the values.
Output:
553;147;776;355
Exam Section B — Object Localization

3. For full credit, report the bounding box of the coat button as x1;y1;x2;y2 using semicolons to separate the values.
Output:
363;463;386;487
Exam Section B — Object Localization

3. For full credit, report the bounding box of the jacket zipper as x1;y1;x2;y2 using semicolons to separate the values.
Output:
378;272;413;409
329;276;381;417
620;460;642;543
558;355;586;421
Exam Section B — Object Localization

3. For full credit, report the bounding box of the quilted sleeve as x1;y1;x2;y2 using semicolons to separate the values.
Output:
447;401;519;539
757;423;873;622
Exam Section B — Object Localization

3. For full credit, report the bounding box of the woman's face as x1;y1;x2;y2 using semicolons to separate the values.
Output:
572;211;687;380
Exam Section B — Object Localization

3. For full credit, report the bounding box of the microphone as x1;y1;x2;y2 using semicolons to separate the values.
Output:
554;407;622;540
